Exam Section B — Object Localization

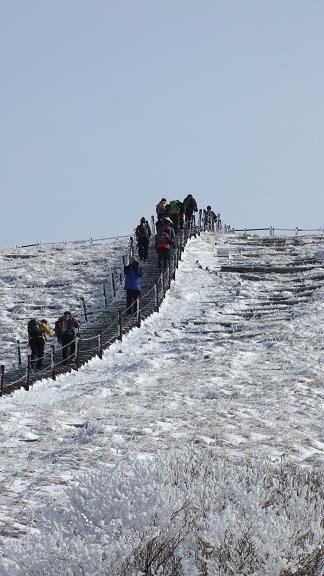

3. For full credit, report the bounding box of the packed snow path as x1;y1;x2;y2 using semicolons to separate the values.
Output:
0;231;323;541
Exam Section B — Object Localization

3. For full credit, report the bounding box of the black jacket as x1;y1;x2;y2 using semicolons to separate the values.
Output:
136;222;151;241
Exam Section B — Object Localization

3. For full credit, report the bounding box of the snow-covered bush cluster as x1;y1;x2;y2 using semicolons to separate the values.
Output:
3;448;323;575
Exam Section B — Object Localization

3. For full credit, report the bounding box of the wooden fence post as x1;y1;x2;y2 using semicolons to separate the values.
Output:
154;281;159;312
167;262;171;289
51;346;56;381
198;209;202;231
172;251;176;279
161;271;165;298
129;237;134;259
136;298;141;328
192;214;196;237
151;215;155;233
103;284;108;308
0;365;4;397
98;332;103;359
25;354;31;391
75;334;80;369
81;297;88;322
118;311;123;341
111;272;116;298
17;339;22;366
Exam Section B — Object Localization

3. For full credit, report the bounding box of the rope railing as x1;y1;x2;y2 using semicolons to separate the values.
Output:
16;234;131;249
232;226;324;236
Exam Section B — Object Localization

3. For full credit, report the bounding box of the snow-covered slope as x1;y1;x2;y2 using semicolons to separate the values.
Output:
0;238;129;366
0;231;323;573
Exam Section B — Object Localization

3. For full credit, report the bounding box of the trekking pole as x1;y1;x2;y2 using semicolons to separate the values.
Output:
103;284;108;308
136;298;141;328
118;311;123;341
0;365;4;397
25;354;31;391
50;345;56;381
17;339;22;367
111;272;116;298
81;297;88;322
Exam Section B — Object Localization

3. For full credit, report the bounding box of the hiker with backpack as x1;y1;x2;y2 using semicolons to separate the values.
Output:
168;200;184;234
204;205;217;230
156;198;169;219
55;311;80;365
135;217;151;262
27;318;55;370
155;217;176;269
183;194;198;224
124;259;143;315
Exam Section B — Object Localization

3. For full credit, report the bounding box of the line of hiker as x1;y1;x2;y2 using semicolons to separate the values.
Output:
133;194;220;280
26;199;220;372
27;311;80;370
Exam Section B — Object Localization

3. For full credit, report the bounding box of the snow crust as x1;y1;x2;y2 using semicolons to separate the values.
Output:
0;232;323;573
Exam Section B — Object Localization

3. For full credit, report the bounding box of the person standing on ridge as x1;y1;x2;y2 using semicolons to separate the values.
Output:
183;194;198;224
124;259;142;315
135;217;151;262
55;311;80;365
27;318;55;370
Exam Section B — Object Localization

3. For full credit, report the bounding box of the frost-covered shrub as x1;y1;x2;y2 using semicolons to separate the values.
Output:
2;448;323;575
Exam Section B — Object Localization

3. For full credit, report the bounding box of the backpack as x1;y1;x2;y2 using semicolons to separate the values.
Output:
28;318;42;338
157;226;171;246
169;201;180;216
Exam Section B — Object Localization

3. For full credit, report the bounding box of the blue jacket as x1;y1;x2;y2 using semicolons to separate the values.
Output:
124;265;142;291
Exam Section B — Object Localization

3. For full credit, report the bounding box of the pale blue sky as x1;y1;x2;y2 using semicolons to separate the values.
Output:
1;1;324;246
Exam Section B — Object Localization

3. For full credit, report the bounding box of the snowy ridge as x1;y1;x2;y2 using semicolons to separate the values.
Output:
0;231;323;574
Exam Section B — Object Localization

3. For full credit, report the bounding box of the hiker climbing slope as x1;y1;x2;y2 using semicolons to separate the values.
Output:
55;311;80;365
27;318;54;369
136;217;151;262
